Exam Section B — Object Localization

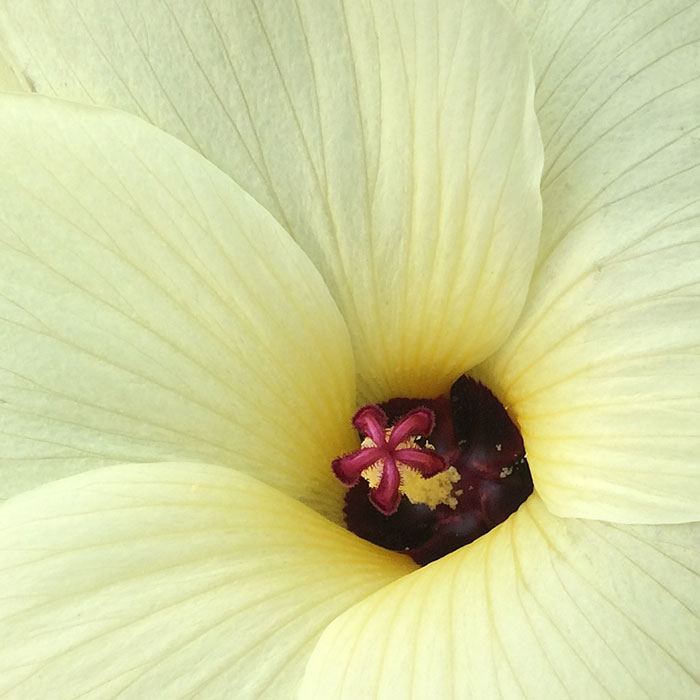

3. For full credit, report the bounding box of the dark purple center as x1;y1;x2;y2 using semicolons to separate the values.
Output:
340;376;533;565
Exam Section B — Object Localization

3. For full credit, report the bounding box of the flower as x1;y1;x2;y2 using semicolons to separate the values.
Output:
0;1;698;698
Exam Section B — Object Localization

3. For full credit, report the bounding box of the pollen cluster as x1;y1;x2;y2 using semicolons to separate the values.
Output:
359;434;460;509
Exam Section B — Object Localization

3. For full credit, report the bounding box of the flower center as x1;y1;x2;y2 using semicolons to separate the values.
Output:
332;376;533;565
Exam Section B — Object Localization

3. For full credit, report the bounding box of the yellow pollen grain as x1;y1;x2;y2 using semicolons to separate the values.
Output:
401;465;460;509
361;462;384;489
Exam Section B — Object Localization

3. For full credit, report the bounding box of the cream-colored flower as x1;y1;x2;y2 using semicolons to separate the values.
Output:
0;1;698;698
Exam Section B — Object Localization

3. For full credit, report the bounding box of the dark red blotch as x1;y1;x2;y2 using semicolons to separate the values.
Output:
344;376;533;565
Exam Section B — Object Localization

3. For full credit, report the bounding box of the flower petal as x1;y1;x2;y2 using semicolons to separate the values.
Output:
0;93;356;519
300;496;700;699
478;1;700;522
0;45;27;90
0;462;415;698
0;0;543;399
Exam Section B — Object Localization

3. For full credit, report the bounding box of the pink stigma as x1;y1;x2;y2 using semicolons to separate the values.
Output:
331;404;447;515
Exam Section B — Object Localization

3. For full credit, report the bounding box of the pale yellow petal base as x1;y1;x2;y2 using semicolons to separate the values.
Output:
0;93;356;521
301;496;700;699
0;462;416;698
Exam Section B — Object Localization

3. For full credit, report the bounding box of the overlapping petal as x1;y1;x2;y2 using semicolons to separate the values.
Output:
479;0;700;522
0;45;26;90
0;0;543;399
0;93;356;519
0;462;415;697
301;495;700;699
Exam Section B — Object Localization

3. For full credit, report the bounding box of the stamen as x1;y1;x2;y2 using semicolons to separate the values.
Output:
335;377;534;565
332;405;448;515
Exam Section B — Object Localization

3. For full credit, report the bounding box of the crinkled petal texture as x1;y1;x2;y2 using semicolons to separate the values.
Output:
0;0;543;399
477;0;700;522
301;496;700;700
0;93;356;518
0;462;415;698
